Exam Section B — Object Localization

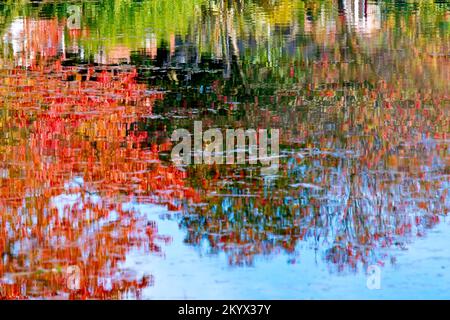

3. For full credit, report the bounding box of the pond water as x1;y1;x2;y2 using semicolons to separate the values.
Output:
0;0;449;299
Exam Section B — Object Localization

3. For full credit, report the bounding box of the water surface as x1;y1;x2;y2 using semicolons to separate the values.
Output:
0;0;449;299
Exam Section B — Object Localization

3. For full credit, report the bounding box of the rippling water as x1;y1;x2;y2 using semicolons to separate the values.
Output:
0;0;449;299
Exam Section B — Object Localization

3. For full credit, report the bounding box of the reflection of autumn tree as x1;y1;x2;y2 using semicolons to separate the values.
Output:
161;1;449;271
174;5;449;268
0;196;155;299
0;19;199;299
180;112;448;270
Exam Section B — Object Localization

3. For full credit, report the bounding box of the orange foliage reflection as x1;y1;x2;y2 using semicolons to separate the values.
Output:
0;18;198;299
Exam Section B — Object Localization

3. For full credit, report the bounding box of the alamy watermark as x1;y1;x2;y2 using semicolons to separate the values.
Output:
66;265;81;291
366;265;381;290
170;121;280;175
67;5;81;30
